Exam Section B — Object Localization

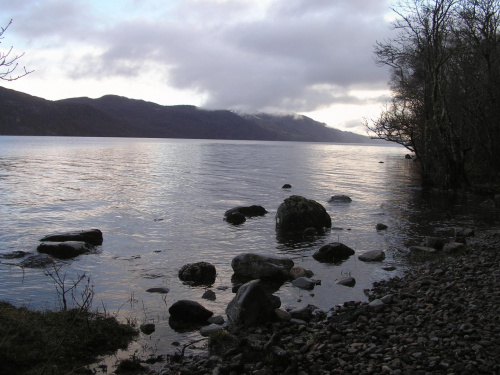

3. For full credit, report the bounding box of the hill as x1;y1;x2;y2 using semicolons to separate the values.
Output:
0;87;372;143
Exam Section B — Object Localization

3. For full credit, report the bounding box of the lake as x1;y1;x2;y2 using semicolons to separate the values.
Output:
0;136;480;361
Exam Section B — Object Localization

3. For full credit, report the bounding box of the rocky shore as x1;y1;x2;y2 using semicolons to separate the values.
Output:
159;229;500;375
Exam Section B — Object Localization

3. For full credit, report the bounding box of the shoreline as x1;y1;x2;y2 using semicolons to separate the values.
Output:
158;229;500;374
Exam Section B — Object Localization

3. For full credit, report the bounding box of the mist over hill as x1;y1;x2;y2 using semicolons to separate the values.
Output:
0;87;374;143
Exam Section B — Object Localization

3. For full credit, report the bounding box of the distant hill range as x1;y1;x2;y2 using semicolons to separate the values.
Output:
0;86;374;143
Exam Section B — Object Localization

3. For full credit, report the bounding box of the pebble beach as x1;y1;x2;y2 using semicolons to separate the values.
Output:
158;229;500;375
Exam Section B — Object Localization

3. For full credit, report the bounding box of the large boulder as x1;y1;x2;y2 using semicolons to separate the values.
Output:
312;243;355;263
169;300;213;323
276;195;331;232
231;253;294;280
37;241;94;259
225;205;268;218
40;229;103;246
178;261;217;285
226;280;281;326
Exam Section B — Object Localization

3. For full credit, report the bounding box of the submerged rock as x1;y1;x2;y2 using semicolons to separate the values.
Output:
328;195;352;203
225;205;268;217
40;229;103;246
376;223;388;230
312;243;355;263
276;195;331;232
146;287;170;294
231;253;294;280
19;254;55;268
37;241;94;259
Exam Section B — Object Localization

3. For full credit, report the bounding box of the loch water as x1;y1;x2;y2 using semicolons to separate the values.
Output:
0;136;485;360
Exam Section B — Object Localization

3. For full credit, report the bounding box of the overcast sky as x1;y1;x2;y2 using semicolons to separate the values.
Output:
1;0;395;134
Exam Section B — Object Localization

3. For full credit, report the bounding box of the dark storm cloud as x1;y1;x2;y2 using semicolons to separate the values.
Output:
4;0;394;112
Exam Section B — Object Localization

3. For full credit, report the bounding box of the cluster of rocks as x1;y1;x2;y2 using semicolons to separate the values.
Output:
0;229;104;268
158;229;500;374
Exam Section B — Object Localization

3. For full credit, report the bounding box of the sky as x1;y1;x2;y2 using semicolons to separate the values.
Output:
1;0;395;134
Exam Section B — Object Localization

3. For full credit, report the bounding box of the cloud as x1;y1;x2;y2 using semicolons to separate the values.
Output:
4;0;394;115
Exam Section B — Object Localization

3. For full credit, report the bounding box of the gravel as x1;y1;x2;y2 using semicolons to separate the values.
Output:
159;230;500;375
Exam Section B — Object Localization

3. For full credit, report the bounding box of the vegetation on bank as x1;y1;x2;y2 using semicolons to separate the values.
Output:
367;0;500;191
0;301;137;375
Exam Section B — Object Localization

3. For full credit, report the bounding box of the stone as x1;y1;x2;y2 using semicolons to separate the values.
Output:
200;324;225;337
146;287;170;294
19;254;55;268
226;280;281;326
368;299;385;311
275;195;331;232
37;241;94;259
408;246;438;254
376;223;388;230
225;211;246;225
178;261;217;285
40;229;103;246
140;323;155;335
208;315;225;325
224;205;268;218
336;277;356;287
312;243;355;263
202;289;216;301
274;308;292;321
282;184;292;189
0;251;29;259
169;300;213;323
290;305;316;321
358;250;385;262
422;236;446;250
328;195;352;203
443;242;464;254
455;227;475;237
231;253;294;280
292;277;320;290
289;266;314;279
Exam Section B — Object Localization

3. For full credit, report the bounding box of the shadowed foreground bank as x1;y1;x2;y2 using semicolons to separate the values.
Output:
0;302;137;375
159;230;500;375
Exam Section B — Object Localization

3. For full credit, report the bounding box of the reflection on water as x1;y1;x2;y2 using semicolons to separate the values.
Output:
0;136;492;360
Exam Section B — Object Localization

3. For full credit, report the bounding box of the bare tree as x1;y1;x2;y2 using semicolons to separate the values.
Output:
367;0;500;189
1;19;33;81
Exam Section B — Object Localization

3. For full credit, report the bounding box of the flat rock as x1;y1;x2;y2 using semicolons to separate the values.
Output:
336;277;356;287
146;287;170;294
224;205;268;217
358;250;385;262
328;195;352;203
292;277;320;290
40;229;103;245
37;241;94;259
408;246;438;254
231;253;294;280
200;324;225;337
